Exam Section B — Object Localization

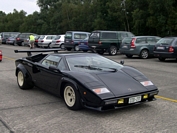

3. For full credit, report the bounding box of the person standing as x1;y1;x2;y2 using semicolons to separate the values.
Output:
29;34;35;49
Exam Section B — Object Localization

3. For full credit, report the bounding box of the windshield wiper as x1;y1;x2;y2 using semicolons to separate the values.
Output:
74;65;102;70
74;65;117;72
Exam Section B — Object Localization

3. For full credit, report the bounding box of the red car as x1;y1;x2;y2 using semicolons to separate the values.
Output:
0;50;2;62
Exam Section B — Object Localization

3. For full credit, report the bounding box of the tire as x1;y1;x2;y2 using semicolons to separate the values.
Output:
48;43;51;48
108;45;117;55
74;45;80;51
96;50;104;55
21;42;25;46
140;49;149;59
60;43;65;49
63;83;82;110
66;48;72;51
126;54;133;58
17;70;34;90
158;57;166;61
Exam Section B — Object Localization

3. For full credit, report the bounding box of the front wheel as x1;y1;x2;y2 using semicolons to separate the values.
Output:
63;83;82;110
17;70;34;90
109;45;117;55
140;49;149;59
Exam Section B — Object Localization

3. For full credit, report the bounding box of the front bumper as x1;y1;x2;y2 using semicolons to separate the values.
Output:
83;90;158;111
154;51;177;58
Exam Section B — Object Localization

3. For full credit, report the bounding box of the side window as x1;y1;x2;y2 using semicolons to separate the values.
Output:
58;59;66;70
41;55;61;68
101;33;117;39
136;38;147;43
90;32;100;38
147;37;155;43
46;36;52;40
74;33;87;39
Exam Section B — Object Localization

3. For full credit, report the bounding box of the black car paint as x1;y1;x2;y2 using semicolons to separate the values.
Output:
15;50;158;111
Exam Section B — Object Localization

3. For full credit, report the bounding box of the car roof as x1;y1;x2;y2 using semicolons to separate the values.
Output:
66;31;90;34
92;30;132;33
50;52;98;57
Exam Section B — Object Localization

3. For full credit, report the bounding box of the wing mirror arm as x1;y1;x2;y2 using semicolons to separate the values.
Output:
120;60;124;65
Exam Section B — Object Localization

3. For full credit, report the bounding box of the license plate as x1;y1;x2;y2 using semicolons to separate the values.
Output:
129;96;141;104
66;41;69;43
80;43;84;45
122;45;128;48
157;47;164;50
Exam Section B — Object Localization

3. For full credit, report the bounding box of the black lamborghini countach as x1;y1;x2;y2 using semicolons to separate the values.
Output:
14;49;159;111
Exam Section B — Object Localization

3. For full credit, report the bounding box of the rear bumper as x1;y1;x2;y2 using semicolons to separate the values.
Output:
119;48;140;55
64;43;75;48
154;51;177;58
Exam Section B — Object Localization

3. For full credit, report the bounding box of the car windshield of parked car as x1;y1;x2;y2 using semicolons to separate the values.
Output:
157;38;173;45
66;54;123;72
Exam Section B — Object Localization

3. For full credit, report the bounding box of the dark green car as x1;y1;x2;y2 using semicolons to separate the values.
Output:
119;36;161;59
88;30;134;55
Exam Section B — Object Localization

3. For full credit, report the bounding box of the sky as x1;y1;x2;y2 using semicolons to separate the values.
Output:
0;0;40;15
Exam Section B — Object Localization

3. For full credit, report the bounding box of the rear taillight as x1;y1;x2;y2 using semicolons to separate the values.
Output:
35;40;38;42
16;38;20;40
98;41;102;44
71;40;74;44
131;38;136;48
56;40;60;43
169;46;174;53
85;42;88;45
41;40;44;42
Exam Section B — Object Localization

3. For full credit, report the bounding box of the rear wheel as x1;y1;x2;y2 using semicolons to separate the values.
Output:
108;45;117;55
158;57;166;61
63;83;82;110
48;43;51;48
60;43;65;49
74;45;80;51
17;70;34;90
126;54;133;58
140;49;149;59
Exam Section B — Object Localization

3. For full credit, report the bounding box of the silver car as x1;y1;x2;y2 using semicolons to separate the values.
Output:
119;36;161;59
49;35;65;49
38;35;57;48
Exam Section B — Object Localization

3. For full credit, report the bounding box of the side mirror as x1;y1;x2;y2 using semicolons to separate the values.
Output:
120;60;124;65
49;66;61;73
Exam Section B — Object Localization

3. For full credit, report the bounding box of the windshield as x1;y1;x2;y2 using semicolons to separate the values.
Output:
157;38;173;45
66;54;123;72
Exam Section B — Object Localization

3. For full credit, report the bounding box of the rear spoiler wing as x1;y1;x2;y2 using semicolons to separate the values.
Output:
14;48;61;56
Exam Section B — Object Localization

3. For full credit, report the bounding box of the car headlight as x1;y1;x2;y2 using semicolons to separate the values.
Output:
92;87;110;94
140;81;153;86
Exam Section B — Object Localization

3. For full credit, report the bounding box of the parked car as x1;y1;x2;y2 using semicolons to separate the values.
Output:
0;50;2;62
49;35;65;49
14;49;159;111
78;37;90;52
119;36;161;59
16;33;38;46
38;35;57;48
88;30;135;55
153;37;177;61
0;32;20;44
6;33;20;45
64;31;90;51
34;35;41;48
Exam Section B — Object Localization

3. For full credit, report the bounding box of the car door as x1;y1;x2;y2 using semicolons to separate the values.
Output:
32;55;63;93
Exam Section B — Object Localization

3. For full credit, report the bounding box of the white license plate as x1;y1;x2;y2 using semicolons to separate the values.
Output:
80;43;84;45
122;45;128;48
129;96;141;104
157;47;164;50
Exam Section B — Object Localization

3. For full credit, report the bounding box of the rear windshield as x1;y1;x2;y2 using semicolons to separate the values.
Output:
90;32;100;38
122;37;132;43
65;32;72;39
74;33;87;39
157;38;173;45
39;35;45;39
19;34;31;38
54;35;61;40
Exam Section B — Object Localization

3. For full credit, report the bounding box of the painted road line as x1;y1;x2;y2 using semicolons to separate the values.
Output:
155;95;177;103
3;56;15;61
